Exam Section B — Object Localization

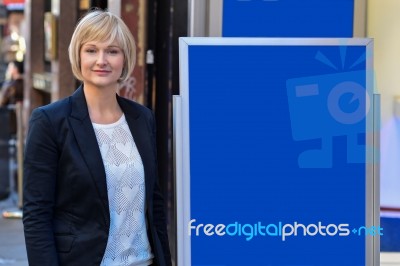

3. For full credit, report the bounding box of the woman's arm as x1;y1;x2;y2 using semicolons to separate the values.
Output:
23;108;59;266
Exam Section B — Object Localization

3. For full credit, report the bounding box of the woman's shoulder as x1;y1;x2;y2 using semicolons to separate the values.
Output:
38;96;70;111
31;96;72;121
118;95;153;118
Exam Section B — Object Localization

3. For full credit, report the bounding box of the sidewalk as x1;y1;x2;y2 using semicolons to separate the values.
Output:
0;193;27;266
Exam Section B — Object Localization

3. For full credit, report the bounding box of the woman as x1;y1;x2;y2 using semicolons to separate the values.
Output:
23;9;171;266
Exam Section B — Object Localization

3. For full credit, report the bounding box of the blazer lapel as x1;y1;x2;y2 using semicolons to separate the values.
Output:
68;86;110;223
118;96;154;205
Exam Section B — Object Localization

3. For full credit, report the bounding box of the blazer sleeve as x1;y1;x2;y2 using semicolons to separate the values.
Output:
23;108;59;266
149;112;172;266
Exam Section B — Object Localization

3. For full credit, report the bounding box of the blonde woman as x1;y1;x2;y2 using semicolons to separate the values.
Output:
23;9;171;266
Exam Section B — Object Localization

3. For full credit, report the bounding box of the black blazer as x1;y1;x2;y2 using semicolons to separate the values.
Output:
23;86;171;266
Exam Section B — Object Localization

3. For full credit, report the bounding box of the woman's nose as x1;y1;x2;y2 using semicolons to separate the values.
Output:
96;51;107;66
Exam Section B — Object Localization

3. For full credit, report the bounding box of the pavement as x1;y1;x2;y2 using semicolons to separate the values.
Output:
0;193;27;266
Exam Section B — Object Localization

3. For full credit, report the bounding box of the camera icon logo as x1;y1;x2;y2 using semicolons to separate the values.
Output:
286;70;370;168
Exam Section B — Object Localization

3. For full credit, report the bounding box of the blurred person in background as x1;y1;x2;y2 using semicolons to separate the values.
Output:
0;60;24;106
0;60;24;135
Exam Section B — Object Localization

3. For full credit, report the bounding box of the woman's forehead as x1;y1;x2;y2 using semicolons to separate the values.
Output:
82;39;120;47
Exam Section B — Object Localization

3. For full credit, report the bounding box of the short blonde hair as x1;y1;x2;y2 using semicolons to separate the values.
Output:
68;9;136;83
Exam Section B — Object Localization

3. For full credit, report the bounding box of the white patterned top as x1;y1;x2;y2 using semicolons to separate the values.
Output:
93;114;153;266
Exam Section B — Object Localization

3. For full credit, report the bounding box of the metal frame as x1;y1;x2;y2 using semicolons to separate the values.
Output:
188;0;223;37
354;0;367;37
371;93;381;266
108;0;121;16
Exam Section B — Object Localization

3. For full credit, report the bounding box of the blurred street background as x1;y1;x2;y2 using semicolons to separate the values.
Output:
0;193;27;266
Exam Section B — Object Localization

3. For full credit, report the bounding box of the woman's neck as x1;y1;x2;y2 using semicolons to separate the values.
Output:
83;84;123;124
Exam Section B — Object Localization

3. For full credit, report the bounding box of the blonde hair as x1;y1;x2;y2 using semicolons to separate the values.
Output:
68;9;136;83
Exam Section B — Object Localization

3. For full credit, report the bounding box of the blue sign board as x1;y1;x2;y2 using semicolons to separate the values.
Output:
222;0;355;37
175;38;378;266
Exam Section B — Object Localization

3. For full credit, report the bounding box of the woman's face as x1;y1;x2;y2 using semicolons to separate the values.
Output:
80;40;124;89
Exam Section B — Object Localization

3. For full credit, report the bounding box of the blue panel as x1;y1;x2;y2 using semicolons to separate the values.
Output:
222;0;355;37
188;44;368;265
381;216;400;251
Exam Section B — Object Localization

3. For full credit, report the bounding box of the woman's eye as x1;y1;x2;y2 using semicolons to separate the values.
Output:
85;49;96;53
108;49;120;54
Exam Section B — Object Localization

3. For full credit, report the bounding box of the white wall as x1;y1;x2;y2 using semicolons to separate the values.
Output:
368;0;400;207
